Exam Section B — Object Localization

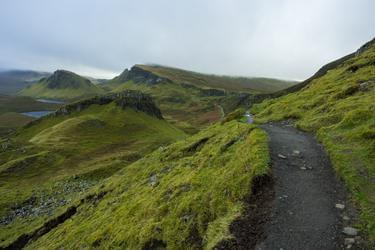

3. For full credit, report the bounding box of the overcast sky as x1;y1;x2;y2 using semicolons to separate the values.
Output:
0;0;374;79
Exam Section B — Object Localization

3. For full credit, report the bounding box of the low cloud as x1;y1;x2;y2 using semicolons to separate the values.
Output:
0;0;374;79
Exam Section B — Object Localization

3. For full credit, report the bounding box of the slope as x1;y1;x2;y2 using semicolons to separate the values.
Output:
107;65;284;133
10;112;270;249
110;64;297;93
18;70;105;100
0;91;185;247
252;38;375;243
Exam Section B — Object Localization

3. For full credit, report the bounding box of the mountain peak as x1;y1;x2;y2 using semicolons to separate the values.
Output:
45;70;92;89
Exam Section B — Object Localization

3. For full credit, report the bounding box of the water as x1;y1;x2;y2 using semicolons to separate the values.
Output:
21;111;53;118
244;111;253;124
36;99;65;104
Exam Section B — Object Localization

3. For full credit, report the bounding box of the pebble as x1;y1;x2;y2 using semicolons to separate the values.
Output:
343;215;350;221
343;227;358;236
278;154;287;159
300;167;307;170
335;203;345;209
344;238;355;245
292;150;301;155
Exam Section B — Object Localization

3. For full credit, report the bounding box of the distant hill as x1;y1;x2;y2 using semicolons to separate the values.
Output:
109;64;297;93
18;70;105;100
105;65;296;133
0;70;50;95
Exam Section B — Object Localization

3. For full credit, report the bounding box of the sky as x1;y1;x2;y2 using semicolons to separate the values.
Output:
0;0;374;79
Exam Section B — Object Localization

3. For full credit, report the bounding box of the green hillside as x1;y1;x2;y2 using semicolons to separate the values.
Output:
18;70;105;100
0;91;186;247
15;114;269;249
252;38;375;241
106;65;291;133
110;64;297;93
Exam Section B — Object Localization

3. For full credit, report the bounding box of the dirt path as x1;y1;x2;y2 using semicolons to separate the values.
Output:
256;122;349;250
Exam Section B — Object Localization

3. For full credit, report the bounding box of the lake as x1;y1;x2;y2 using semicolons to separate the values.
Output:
21;111;53;118
36;98;65;104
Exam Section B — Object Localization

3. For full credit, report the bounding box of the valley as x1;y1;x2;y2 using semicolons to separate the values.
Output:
0;38;374;249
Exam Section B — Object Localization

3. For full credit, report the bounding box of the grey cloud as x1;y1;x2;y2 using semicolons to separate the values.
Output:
0;0;374;79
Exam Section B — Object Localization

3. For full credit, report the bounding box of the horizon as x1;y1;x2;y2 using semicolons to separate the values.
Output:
0;0;374;79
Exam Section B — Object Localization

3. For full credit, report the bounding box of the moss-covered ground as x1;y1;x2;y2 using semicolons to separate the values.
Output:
0;102;185;246
23;117;269;249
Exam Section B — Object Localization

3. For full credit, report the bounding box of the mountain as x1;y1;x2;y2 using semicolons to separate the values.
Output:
105;65;296;133
109;64;297;93
18;70;105;100
0;90;186;247
252;38;375;243
0;70;50;95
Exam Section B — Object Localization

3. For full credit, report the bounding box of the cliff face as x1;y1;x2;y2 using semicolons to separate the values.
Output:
25;90;163;128
114;66;171;85
55;90;163;119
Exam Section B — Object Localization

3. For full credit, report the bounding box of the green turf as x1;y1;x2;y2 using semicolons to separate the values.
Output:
0;102;186;246
23;116;269;249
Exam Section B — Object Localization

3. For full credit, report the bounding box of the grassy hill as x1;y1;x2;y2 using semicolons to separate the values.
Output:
18;70;105;100
106;65;294;133
3;111;269;249
0;91;186;247
0;70;50;95
110;64;297;93
252;38;375;242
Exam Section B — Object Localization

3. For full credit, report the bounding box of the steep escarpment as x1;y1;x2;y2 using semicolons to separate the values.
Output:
18;70;105;100
53;90;162;119
110;65;171;86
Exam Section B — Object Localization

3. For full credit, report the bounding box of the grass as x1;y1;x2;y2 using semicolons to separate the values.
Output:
112;81;226;133
0;102;186;246
23;116;269;249
134;64;297;93
252;43;375;243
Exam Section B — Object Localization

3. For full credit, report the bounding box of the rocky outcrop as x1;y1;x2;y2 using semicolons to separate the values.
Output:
199;88;226;97
55;90;163;118
25;90;163;128
114;66;171;85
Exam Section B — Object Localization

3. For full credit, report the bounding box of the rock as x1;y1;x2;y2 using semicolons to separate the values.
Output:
344;238;355;245
292;150;300;155
278;154;287;159
343;215;350;221
300;167;307;170
149;174;158;187
343;227;358;236
335;203;345;209
359;80;373;91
